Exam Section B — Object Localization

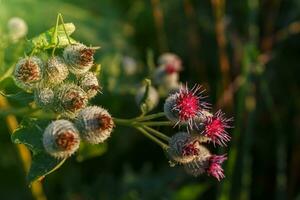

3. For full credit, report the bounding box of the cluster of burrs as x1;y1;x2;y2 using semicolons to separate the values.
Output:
13;43;114;159
164;84;233;181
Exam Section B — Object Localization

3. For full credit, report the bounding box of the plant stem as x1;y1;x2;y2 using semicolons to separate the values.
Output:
143;125;170;142
139;121;173;126
113;118;173;127
113;117;171;149
113;117;135;127
135;127;168;150
135;112;165;121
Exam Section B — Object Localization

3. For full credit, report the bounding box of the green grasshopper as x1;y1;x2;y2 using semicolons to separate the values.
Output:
25;13;77;55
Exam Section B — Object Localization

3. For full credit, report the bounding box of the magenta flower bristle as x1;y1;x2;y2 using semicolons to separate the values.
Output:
202;110;232;146
207;154;227;181
173;84;210;129
182;140;200;156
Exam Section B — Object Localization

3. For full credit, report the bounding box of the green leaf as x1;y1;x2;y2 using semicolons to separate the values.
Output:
25;23;77;53
76;142;107;162
11;118;65;184
28;152;65;183
12;118;46;153
0;90;34;102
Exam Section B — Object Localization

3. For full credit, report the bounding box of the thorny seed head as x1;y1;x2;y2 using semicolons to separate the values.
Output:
206;154;227;181
167;132;192;164
54;83;88;117
63;43;99;74
182;140;200;156
45;56;69;85
75;106;114;144
43;120;80;159
78;72;100;99
183;145;211;177
164;84;210;129
167;132;210;164
14;56;43;91
202;110;232;146
34;87;54;109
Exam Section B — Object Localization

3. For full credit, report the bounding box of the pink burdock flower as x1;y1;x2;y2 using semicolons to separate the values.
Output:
202;110;232;146
158;53;182;72
153;53;182;89
182;140;200;156
207;154;227;181
167;132;210;164
165;63;178;74
164;84;210;129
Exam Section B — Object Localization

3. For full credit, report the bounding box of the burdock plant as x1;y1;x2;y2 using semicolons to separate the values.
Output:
6;14;233;185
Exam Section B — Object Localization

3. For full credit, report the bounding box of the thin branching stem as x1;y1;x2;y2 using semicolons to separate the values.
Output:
135;127;168;150
142;125;170;142
135;112;165;122
139;121;173;126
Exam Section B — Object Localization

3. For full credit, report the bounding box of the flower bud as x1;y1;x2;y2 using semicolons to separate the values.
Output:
153;65;179;85
158;53;182;72
183;146;211;177
78;72;100;99
43;120;80;159
63;44;99;74
34;87;54;109
167;132;193;164
45;56;69;85
53;83;88;117
7;17;28;42
75;106;114;144
14;56;43;91
184;154;227;181
167;132;210;164
135;85;159;113
167;132;209;164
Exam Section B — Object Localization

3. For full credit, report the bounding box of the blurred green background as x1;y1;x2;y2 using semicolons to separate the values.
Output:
0;0;300;199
